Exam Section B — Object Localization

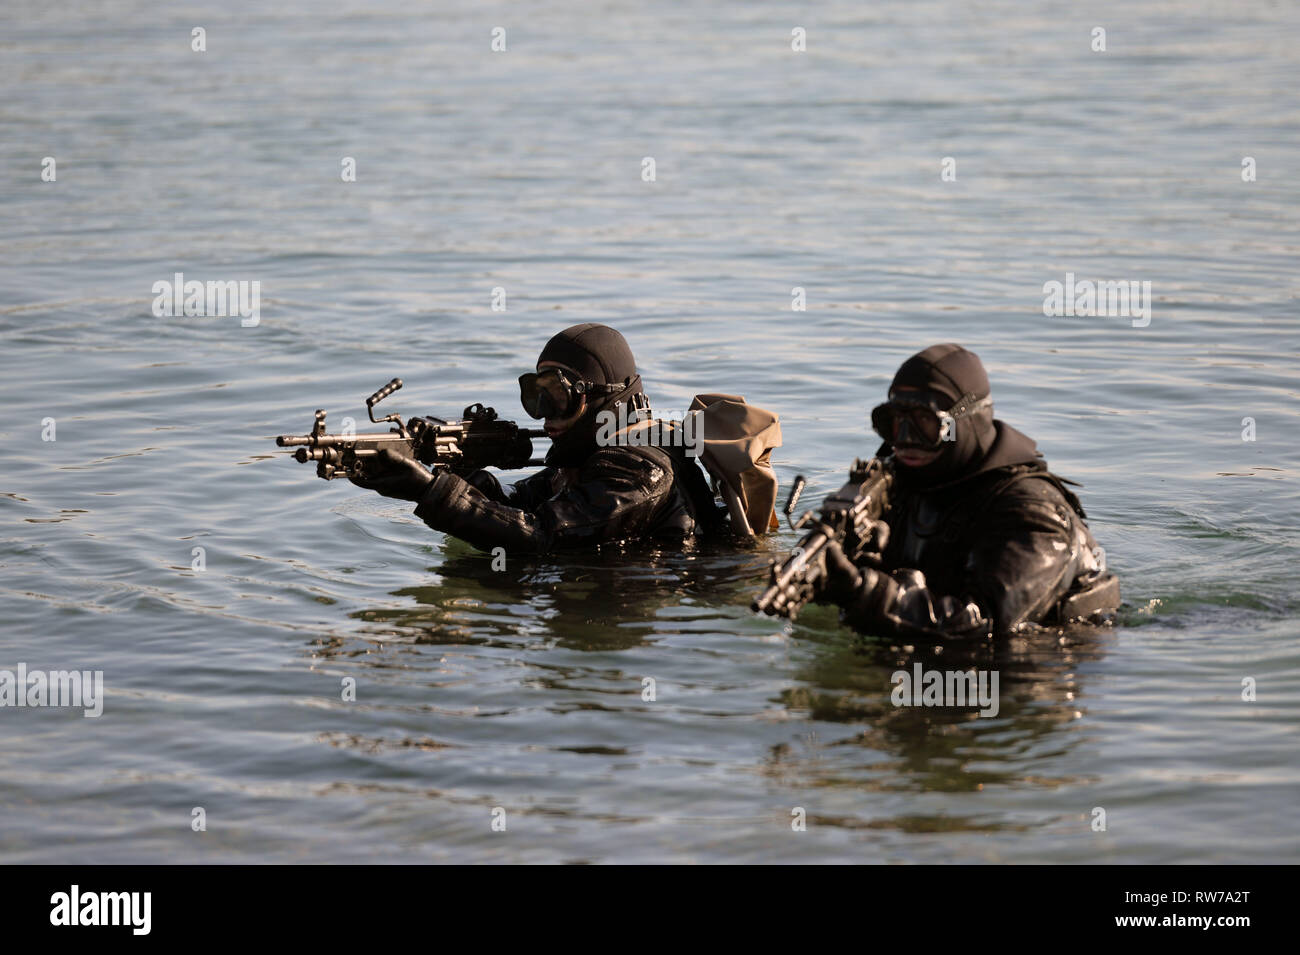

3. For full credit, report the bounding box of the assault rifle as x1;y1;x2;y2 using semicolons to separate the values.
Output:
752;456;894;619
275;378;546;481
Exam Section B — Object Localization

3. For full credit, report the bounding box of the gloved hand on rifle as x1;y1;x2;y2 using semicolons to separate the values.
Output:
348;449;434;502
814;539;902;615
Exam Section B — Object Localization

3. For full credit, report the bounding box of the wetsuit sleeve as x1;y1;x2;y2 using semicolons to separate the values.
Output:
505;467;561;511
459;467;558;509
413;447;676;554
840;479;1079;638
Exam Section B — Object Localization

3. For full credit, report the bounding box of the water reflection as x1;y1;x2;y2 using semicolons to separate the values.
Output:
348;537;774;651
768;623;1113;813
337;536;1113;816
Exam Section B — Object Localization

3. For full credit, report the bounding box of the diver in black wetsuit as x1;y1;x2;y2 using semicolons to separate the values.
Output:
348;323;719;553
816;343;1120;639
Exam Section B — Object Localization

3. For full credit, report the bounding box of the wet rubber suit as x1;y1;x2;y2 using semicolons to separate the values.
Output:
819;344;1120;639
349;324;718;554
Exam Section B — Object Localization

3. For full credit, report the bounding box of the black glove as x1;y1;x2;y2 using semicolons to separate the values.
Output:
814;540;864;605
815;539;908;619
860;518;890;566
348;449;434;502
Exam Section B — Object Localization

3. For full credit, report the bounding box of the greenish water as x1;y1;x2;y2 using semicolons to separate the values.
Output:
1;0;1297;863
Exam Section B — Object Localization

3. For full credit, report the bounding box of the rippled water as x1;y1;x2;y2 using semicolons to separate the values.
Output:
2;0;1297;863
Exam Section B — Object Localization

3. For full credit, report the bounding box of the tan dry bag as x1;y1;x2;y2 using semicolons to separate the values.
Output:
688;393;782;536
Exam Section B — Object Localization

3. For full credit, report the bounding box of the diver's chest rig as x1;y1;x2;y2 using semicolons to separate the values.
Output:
893;463;1120;625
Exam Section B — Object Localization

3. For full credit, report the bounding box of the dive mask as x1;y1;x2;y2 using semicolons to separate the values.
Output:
871;391;992;451
518;368;632;420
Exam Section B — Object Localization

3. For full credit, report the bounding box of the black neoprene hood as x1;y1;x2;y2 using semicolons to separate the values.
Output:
886;343;1008;487
535;323;645;467
538;323;639;388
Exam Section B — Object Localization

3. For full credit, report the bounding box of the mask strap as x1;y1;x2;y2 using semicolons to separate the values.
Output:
575;373;644;405
573;374;641;397
947;392;993;420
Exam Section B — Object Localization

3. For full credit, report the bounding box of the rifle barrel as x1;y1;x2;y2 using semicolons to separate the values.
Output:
276;432;403;448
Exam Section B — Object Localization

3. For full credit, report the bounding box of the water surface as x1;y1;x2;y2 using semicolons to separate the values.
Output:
1;0;1297;863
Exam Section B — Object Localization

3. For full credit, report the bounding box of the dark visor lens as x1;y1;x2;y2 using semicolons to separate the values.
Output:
519;370;577;420
871;402;945;448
